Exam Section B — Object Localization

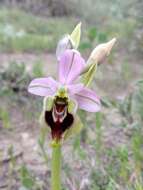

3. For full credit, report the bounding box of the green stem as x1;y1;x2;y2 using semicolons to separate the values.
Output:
51;142;61;190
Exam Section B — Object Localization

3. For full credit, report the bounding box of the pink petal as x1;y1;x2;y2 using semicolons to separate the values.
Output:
58;49;85;84
67;83;84;95
28;77;59;96
74;87;101;112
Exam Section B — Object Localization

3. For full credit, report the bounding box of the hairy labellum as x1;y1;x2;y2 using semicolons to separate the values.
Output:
45;96;74;140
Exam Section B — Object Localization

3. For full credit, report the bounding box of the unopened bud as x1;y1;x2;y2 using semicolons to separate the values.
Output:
87;38;116;65
81;38;117;86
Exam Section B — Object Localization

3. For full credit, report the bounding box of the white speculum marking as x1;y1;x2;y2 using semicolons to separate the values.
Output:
52;102;67;123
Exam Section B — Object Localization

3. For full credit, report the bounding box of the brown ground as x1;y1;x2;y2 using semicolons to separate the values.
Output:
0;51;143;189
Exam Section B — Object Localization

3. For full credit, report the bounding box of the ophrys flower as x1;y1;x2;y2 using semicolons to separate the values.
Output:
28;49;101;141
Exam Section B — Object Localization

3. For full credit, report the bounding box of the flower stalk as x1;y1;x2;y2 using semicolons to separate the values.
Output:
51;142;61;190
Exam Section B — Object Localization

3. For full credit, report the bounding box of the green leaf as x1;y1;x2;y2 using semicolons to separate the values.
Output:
79;41;92;50
32;60;43;77
98;32;108;43
88;27;97;41
95;112;102;129
20;165;34;189
0;108;11;129
137;80;143;84
101;97;113;108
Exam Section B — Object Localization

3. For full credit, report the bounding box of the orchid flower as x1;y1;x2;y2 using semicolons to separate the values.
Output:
28;49;101;141
27;22;116;190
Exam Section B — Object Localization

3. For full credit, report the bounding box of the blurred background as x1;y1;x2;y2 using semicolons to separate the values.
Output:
0;0;143;189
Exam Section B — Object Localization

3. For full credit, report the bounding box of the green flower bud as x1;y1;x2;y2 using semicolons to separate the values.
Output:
81;38;116;86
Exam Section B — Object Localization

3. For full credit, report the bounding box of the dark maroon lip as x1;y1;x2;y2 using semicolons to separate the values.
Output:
44;96;74;141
